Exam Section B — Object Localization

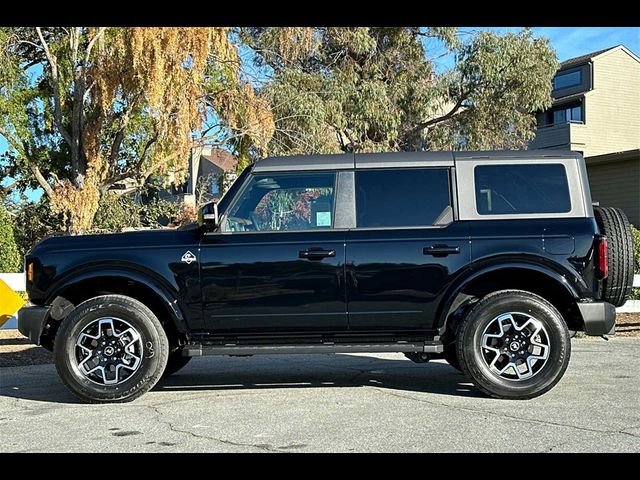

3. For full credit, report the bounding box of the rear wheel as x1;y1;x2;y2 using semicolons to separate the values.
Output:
594;206;635;307
457;290;570;400
54;295;169;403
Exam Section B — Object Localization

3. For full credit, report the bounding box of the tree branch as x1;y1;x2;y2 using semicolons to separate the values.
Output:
35;27;73;150
30;165;54;198
407;96;466;135
0;180;19;196
101;132;159;192
84;27;107;65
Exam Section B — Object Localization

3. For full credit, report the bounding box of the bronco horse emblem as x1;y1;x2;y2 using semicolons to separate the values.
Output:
181;251;197;264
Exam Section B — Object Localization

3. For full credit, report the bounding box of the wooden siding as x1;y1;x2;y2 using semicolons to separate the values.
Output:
583;49;640;157
587;157;640;226
530;123;571;150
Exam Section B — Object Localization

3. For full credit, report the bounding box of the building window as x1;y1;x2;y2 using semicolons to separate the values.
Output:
544;101;583;126
210;178;220;196
553;69;582;90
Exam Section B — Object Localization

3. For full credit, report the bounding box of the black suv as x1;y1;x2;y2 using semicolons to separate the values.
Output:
18;150;635;403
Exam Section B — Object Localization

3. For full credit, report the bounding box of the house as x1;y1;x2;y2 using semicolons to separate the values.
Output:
529;45;640;226
157;146;237;208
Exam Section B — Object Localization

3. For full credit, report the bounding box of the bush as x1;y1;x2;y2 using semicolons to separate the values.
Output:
92;194;189;232
10;198;64;258
0;204;21;272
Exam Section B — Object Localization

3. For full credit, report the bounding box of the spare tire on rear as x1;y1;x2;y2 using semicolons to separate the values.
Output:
594;206;635;307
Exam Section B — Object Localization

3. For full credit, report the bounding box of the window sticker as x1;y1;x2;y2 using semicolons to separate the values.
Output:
316;211;331;227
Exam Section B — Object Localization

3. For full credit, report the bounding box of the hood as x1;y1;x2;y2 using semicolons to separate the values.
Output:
29;227;199;256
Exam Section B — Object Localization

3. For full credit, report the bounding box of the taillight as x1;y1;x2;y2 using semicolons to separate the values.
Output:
597;236;608;279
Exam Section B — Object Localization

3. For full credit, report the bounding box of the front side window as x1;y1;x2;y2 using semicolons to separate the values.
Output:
222;172;336;232
475;164;571;215
355;168;451;228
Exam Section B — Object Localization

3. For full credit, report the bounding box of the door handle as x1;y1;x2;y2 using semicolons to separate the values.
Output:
423;245;460;257
299;249;336;260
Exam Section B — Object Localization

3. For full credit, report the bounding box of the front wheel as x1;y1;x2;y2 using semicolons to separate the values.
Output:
457;290;570;400
54;295;169;403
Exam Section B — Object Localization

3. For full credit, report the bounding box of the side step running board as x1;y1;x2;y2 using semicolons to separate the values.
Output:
183;341;443;357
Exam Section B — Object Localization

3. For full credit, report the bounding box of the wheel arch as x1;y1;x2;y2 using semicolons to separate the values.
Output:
41;269;187;350
438;263;583;336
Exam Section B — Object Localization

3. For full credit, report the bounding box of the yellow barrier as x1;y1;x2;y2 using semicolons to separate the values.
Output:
0;279;25;328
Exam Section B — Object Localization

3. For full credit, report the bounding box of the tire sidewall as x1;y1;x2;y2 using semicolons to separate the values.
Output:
460;293;570;398
54;296;167;402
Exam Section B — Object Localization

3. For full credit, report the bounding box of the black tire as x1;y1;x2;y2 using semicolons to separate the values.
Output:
162;350;192;377
457;290;571;400
594;206;635;307
53;295;169;403
443;343;462;372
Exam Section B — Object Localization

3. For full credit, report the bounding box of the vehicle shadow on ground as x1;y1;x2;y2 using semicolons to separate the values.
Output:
0;354;484;404
156;354;484;399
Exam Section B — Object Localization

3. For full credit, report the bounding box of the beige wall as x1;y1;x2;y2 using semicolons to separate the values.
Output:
587;157;640;226
583;49;640;157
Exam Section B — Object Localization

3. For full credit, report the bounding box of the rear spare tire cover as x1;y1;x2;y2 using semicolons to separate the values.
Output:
594;206;635;307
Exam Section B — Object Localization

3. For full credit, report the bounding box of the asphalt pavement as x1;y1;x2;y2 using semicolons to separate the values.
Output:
1;337;639;452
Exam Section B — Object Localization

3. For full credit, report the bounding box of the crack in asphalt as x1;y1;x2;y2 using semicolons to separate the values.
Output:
144;404;284;453
371;388;640;440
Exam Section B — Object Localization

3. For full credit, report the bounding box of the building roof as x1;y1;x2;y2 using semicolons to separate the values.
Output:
585;148;640;165
560;46;617;69
558;44;640;70
201;149;236;172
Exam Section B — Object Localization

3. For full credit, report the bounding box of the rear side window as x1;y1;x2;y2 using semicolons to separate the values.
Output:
355;168;451;228
474;164;571;215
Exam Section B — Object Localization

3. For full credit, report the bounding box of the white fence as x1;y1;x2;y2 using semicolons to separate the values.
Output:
1;273;640;321
1;272;25;291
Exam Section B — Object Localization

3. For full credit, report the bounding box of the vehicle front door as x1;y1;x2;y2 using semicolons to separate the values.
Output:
200;171;348;333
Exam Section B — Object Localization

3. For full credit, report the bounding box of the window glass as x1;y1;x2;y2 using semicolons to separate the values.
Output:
355;168;451;228
553;109;566;124
222;172;336;232
475;164;571;215
210;178;220;196
549;102;583;125
571;105;582;122
554;70;581;90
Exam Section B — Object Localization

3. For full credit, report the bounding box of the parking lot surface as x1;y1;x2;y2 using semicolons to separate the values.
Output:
1;337;639;452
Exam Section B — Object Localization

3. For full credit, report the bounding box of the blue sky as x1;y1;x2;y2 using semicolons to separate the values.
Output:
1;27;638;203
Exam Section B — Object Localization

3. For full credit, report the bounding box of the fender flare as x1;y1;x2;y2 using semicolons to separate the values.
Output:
45;267;187;333
436;261;581;331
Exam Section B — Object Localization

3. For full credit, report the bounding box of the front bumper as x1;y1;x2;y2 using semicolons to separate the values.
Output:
17;305;51;345
577;301;616;336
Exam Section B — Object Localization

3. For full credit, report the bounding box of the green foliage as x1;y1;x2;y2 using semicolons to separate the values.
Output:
7;194;184;260
10;198;63;258
243;27;558;155
0;204;21;272
92;193;182;232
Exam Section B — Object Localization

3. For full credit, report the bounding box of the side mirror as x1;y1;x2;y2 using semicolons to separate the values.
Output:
198;201;219;232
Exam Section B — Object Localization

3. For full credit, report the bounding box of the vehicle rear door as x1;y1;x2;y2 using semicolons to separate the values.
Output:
345;163;471;331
